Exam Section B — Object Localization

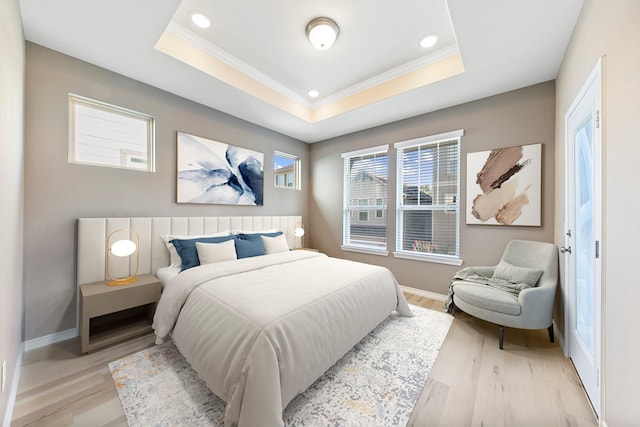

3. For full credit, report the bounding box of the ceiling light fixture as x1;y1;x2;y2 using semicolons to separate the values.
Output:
306;17;339;50
191;12;211;29
308;89;320;98
420;34;439;49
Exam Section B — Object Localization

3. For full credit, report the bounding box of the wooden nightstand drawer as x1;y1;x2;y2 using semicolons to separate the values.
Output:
80;274;161;353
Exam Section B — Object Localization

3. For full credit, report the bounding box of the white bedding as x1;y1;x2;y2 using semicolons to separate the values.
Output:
154;266;181;289
152;250;412;427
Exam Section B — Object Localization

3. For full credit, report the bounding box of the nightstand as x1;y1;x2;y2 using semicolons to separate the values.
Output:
80;274;161;353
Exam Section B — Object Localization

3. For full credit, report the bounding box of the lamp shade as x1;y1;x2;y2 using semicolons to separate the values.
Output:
306;17;339;50
106;228;139;286
294;222;305;249
110;239;137;257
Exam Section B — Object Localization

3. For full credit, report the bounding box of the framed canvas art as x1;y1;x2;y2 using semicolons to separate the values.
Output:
466;143;542;226
176;132;264;205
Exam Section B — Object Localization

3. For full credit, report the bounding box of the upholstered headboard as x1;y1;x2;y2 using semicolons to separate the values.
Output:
77;216;302;286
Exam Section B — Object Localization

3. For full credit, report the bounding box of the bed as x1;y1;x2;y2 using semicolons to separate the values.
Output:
77;216;412;427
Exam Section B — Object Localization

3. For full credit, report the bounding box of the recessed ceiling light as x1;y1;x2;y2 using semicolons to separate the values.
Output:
420;34;438;49
308;89;320;98
191;12;211;29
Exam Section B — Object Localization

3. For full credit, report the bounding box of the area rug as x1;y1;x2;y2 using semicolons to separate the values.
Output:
109;304;452;427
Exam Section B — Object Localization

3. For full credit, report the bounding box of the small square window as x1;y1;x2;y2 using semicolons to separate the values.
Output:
69;94;154;172
274;151;301;190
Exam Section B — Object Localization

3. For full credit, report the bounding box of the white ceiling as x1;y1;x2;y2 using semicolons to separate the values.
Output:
19;0;583;143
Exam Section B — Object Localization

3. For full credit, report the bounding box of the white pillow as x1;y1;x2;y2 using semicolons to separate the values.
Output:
261;234;290;254
161;230;231;268
492;260;543;286
196;239;238;265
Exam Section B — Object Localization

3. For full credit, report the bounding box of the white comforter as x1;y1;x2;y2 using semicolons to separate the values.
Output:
152;250;413;427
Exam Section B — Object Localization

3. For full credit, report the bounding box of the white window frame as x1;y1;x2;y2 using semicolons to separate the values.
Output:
274;151;301;190
342;144;389;256
394;130;464;265
68;94;155;172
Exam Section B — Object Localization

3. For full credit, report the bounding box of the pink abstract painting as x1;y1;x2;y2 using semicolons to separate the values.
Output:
466;143;542;226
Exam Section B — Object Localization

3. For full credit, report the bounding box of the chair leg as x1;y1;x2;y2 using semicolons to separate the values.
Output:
450;302;457;317
499;325;504;350
548;324;555;343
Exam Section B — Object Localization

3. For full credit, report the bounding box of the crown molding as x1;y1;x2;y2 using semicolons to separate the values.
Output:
313;44;461;108
164;22;461;113
166;22;312;108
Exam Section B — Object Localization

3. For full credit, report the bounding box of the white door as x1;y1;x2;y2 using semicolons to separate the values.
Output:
564;59;602;416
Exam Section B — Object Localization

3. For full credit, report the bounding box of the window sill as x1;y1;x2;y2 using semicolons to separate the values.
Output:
274;186;301;191
393;251;463;266
341;245;389;257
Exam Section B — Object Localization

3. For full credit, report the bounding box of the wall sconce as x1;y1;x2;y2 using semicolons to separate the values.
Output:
294;222;306;249
106;228;139;286
306;17;339;50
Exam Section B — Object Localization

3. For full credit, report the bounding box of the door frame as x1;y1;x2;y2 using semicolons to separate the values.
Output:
563;57;604;416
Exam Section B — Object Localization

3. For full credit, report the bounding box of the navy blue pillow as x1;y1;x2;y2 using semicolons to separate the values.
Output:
235;232;282;259
171;235;236;271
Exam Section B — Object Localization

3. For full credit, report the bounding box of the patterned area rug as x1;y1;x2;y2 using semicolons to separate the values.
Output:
109;305;452;426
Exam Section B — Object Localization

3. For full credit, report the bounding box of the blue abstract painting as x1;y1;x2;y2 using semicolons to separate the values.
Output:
177;132;264;205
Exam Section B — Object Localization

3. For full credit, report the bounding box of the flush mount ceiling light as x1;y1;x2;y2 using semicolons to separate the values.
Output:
191;12;211;29
308;89;320;98
306;17;339;50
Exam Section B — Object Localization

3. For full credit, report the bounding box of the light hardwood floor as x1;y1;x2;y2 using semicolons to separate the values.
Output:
11;293;597;426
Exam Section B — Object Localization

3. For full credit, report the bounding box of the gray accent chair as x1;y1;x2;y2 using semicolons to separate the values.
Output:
450;240;559;350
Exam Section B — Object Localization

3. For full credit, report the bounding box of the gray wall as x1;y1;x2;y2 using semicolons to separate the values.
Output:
309;81;555;295
555;0;640;423
0;0;25;419
24;43;309;340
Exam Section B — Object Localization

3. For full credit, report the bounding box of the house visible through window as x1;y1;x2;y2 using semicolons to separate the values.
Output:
68;94;155;172
342;144;389;255
395;130;463;265
274;151;300;189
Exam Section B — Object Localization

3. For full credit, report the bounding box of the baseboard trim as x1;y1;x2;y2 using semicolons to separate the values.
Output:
553;319;567;356
400;285;447;302
24;328;78;352
2;343;24;427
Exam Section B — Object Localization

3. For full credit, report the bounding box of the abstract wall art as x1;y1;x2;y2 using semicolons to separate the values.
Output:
466;143;542;226
176;132;264;205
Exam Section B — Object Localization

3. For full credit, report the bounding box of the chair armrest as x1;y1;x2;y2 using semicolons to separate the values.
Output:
517;280;556;328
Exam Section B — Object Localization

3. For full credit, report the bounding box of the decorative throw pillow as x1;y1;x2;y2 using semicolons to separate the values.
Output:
196;239;237;265
231;228;277;235
234;232;283;259
492;260;543;286
261;234;290;254
170;235;236;271
161;230;231;268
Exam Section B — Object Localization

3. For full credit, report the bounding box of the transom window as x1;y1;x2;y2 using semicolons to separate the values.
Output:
68;94;155;172
274;151;301;190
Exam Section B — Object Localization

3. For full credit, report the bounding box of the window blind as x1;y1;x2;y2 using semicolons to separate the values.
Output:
395;130;463;262
342;145;389;252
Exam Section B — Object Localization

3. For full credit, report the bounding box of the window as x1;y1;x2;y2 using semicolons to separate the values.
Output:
69;94;154;172
395;130;463;265
274;152;301;189
342;144;389;255
358;199;369;222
